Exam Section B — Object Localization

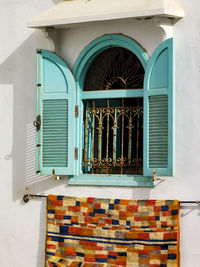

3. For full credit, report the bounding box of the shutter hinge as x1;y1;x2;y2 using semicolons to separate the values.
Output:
74;147;78;160
75;105;79;118
33;115;41;131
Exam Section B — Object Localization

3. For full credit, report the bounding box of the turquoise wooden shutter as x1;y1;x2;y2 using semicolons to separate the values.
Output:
143;38;174;176
36;49;75;175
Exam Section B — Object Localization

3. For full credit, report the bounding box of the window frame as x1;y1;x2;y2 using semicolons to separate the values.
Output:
69;34;155;186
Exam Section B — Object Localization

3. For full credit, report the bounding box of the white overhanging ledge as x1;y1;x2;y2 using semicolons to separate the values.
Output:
28;0;184;29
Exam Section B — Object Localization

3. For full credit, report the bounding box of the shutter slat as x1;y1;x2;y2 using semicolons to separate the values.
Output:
42;99;68;167
149;95;168;168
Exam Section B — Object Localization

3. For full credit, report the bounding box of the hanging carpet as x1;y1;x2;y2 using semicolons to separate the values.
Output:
46;195;180;266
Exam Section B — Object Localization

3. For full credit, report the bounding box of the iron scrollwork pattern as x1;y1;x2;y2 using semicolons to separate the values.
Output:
84;100;143;175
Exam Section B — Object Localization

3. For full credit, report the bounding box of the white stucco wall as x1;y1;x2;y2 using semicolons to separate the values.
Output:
0;0;200;266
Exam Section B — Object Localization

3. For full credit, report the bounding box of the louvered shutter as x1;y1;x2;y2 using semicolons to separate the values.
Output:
143;38;174;176
36;50;75;175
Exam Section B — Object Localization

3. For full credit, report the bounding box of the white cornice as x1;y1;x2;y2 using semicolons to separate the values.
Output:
27;0;184;29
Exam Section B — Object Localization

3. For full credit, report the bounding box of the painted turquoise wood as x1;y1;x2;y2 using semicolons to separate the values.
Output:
81;89;144;100
68;175;153;187
143;38;174;177
72;34;149;177
36;49;75;175
81;89;168;100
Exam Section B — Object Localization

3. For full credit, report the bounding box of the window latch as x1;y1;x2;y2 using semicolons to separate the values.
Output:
33;115;41;131
75;147;78;160
75;105;79;118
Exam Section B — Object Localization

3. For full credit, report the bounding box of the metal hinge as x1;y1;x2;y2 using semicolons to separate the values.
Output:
75;105;79;118
33;115;41;131
74;147;78;160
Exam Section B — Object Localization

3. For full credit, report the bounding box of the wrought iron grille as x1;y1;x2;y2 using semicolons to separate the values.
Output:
84;47;145;91
83;99;143;175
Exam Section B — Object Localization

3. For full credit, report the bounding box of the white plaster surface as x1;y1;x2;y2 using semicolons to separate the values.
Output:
0;0;200;266
27;0;184;28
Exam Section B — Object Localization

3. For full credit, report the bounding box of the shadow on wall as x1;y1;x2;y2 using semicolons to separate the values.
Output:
0;28;154;203
52;0;63;3
181;205;200;217
0;30;67;202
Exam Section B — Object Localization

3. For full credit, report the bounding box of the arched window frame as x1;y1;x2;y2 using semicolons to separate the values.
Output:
71;34;153;186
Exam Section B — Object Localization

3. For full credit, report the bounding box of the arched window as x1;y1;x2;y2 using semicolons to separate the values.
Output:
35;34;174;186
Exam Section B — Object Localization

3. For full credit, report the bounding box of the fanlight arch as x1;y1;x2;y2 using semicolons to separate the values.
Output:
73;34;149;91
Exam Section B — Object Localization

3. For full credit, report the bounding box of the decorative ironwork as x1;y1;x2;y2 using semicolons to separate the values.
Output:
84;47;145;91
83;99;143;175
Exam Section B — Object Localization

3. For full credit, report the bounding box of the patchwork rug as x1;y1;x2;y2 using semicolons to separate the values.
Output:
45;196;180;266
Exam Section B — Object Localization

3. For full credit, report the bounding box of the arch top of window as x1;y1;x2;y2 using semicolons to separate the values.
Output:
73;34;149;92
84;47;145;91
